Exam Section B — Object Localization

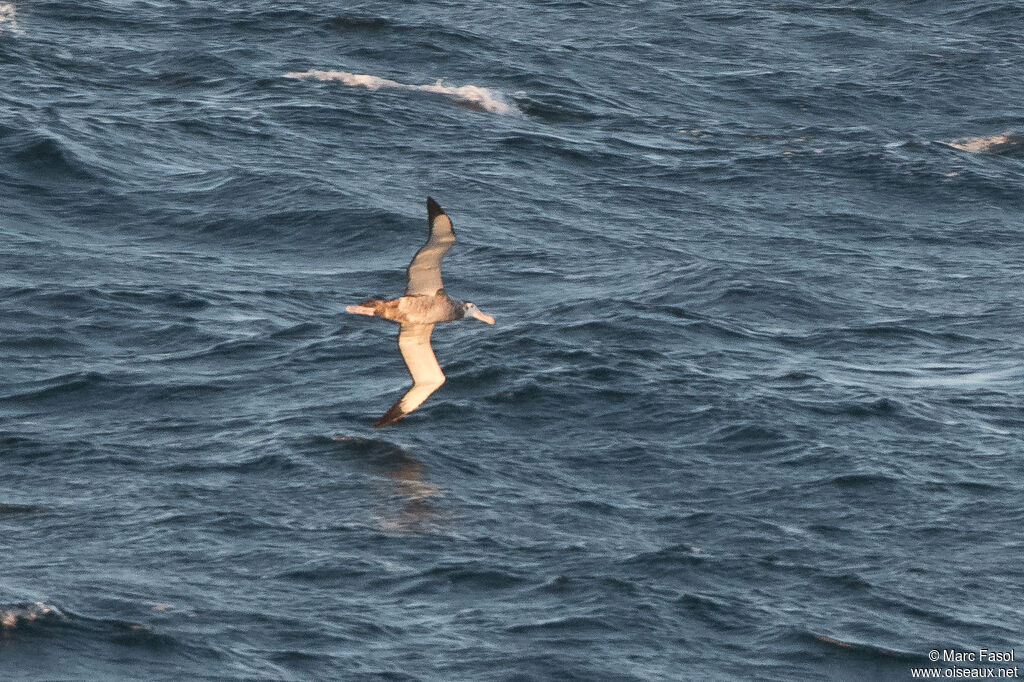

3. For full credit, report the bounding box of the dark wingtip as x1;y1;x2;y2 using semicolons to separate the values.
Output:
373;403;405;428
426;196;444;223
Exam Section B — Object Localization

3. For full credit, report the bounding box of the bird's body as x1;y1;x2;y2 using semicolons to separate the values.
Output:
346;198;494;427
349;293;465;326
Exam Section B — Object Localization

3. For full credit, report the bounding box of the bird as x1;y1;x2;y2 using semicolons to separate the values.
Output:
346;197;495;427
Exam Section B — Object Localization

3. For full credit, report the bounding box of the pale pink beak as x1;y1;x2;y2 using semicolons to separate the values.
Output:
470;308;495;325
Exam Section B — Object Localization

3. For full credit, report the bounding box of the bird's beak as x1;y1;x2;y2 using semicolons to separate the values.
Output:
471;308;495;325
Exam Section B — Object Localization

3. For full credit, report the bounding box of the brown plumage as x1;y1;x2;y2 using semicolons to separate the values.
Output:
346;197;495;427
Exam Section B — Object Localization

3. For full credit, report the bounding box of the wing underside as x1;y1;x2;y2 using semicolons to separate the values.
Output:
375;323;445;427
404;197;455;296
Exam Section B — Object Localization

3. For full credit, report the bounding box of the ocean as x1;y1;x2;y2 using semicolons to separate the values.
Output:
2;1;1023;680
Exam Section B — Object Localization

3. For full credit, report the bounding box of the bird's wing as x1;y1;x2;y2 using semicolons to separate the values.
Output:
404;197;455;296
375;323;445;427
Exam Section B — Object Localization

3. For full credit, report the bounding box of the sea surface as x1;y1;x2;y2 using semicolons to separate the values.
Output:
2;1;1023;680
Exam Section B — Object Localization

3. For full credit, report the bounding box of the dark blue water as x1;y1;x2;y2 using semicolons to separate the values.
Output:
2;1;1023;679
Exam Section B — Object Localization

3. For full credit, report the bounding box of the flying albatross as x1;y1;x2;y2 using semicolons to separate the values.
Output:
346;197;495;427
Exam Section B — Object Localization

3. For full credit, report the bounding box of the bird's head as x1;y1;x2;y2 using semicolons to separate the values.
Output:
461;302;495;325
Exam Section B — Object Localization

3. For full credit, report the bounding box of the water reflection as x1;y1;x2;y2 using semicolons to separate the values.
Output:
333;436;440;533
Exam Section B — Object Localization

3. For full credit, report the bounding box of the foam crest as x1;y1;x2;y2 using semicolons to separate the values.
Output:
0;602;63;628
942;132;1022;153
0;3;20;34
284;69;518;115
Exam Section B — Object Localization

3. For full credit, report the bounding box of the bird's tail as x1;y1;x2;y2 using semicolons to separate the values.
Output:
346;305;377;316
346;298;388;317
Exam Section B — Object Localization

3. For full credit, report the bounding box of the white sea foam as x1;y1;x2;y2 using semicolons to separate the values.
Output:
0;602;62;628
0;3;21;34
942;132;1019;152
284;69;518;115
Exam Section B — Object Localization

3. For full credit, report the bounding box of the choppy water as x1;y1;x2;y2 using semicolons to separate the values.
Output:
2;1;1023;680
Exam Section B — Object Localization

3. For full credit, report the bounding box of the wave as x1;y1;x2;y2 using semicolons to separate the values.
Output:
0;502;45;514
3;128;99;183
939;132;1024;155
808;632;915;660
506;614;617;634
0;599;209;663
283;69;518;115
0;3;20;35
0;370;110;404
0;602;63;628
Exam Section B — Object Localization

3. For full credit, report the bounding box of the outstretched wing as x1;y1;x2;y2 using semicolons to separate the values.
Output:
404;197;455;296
375;323;446;427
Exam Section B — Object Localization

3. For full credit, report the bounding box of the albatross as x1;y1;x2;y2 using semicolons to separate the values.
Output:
346;197;495;427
